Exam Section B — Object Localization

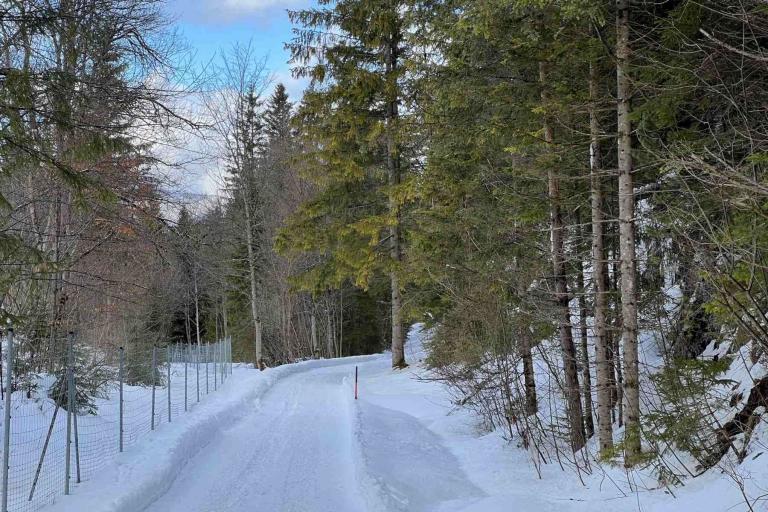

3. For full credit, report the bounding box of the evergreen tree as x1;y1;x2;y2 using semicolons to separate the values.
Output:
264;83;294;143
408;0;609;453
230;86;269;368
284;0;414;368
615;0;642;464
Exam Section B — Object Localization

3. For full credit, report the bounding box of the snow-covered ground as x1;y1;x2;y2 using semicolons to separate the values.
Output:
2;343;231;512
36;327;766;512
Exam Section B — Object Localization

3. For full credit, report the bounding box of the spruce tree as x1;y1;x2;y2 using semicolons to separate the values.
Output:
264;83;293;143
616;0;642;463
285;0;413;368
233;87;269;368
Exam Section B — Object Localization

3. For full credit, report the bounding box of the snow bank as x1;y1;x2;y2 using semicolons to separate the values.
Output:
354;325;768;512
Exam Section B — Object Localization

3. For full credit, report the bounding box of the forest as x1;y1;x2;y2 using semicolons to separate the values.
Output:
1;0;767;492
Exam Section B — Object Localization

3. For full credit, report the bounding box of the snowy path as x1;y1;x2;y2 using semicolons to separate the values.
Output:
141;358;482;512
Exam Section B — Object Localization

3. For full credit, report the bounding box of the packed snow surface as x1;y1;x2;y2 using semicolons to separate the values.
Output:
38;327;766;512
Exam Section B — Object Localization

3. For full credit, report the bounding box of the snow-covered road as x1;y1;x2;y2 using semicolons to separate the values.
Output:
141;357;482;512
143;364;366;512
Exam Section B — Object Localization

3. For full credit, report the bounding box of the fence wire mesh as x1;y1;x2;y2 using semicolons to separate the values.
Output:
0;329;233;512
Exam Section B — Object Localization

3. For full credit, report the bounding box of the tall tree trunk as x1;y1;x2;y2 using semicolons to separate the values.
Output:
610;250;624;427
310;312;318;358
540;61;586;452
194;267;202;349
576;217;594;439
616;0;641;462
385;33;406;369
339;289;344;358
49;0;77;354
184;301;191;345
215;304;220;340
589;59;614;455
326;308;334;358
243;192;263;369
222;296;229;340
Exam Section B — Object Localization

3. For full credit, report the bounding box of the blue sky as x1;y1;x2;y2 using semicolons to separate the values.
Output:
158;1;317;197
165;0;314;100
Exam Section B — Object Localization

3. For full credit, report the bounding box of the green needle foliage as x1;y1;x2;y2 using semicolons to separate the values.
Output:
281;0;415;292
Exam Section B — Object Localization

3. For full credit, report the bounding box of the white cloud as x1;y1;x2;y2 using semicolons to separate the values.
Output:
221;0;289;10
170;0;312;24
136;46;311;204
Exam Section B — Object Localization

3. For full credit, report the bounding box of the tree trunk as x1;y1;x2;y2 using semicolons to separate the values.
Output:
540;61;586;453
310;312;318;358
339;290;344;357
611;258;624;427
589;58;614;455
222;296;229;340
576;220;594;439
243;192;263;369
612;296;624;427
616;0;641;463
215;304;220;340
326;308;334;358
194;268;202;350
701;376;768;469
520;330;538;416
385;32;406;369
184;301;191;345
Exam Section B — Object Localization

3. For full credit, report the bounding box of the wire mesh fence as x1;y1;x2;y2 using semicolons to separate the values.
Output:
0;328;233;512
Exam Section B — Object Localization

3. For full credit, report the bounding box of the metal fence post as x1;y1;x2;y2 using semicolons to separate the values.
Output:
65;332;75;495
228;336;232;376
151;345;157;431
29;402;60;501
213;341;218;392
167;345;171;423
205;344;209;395
2;327;14;512
119;347;124;452
184;344;188;412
